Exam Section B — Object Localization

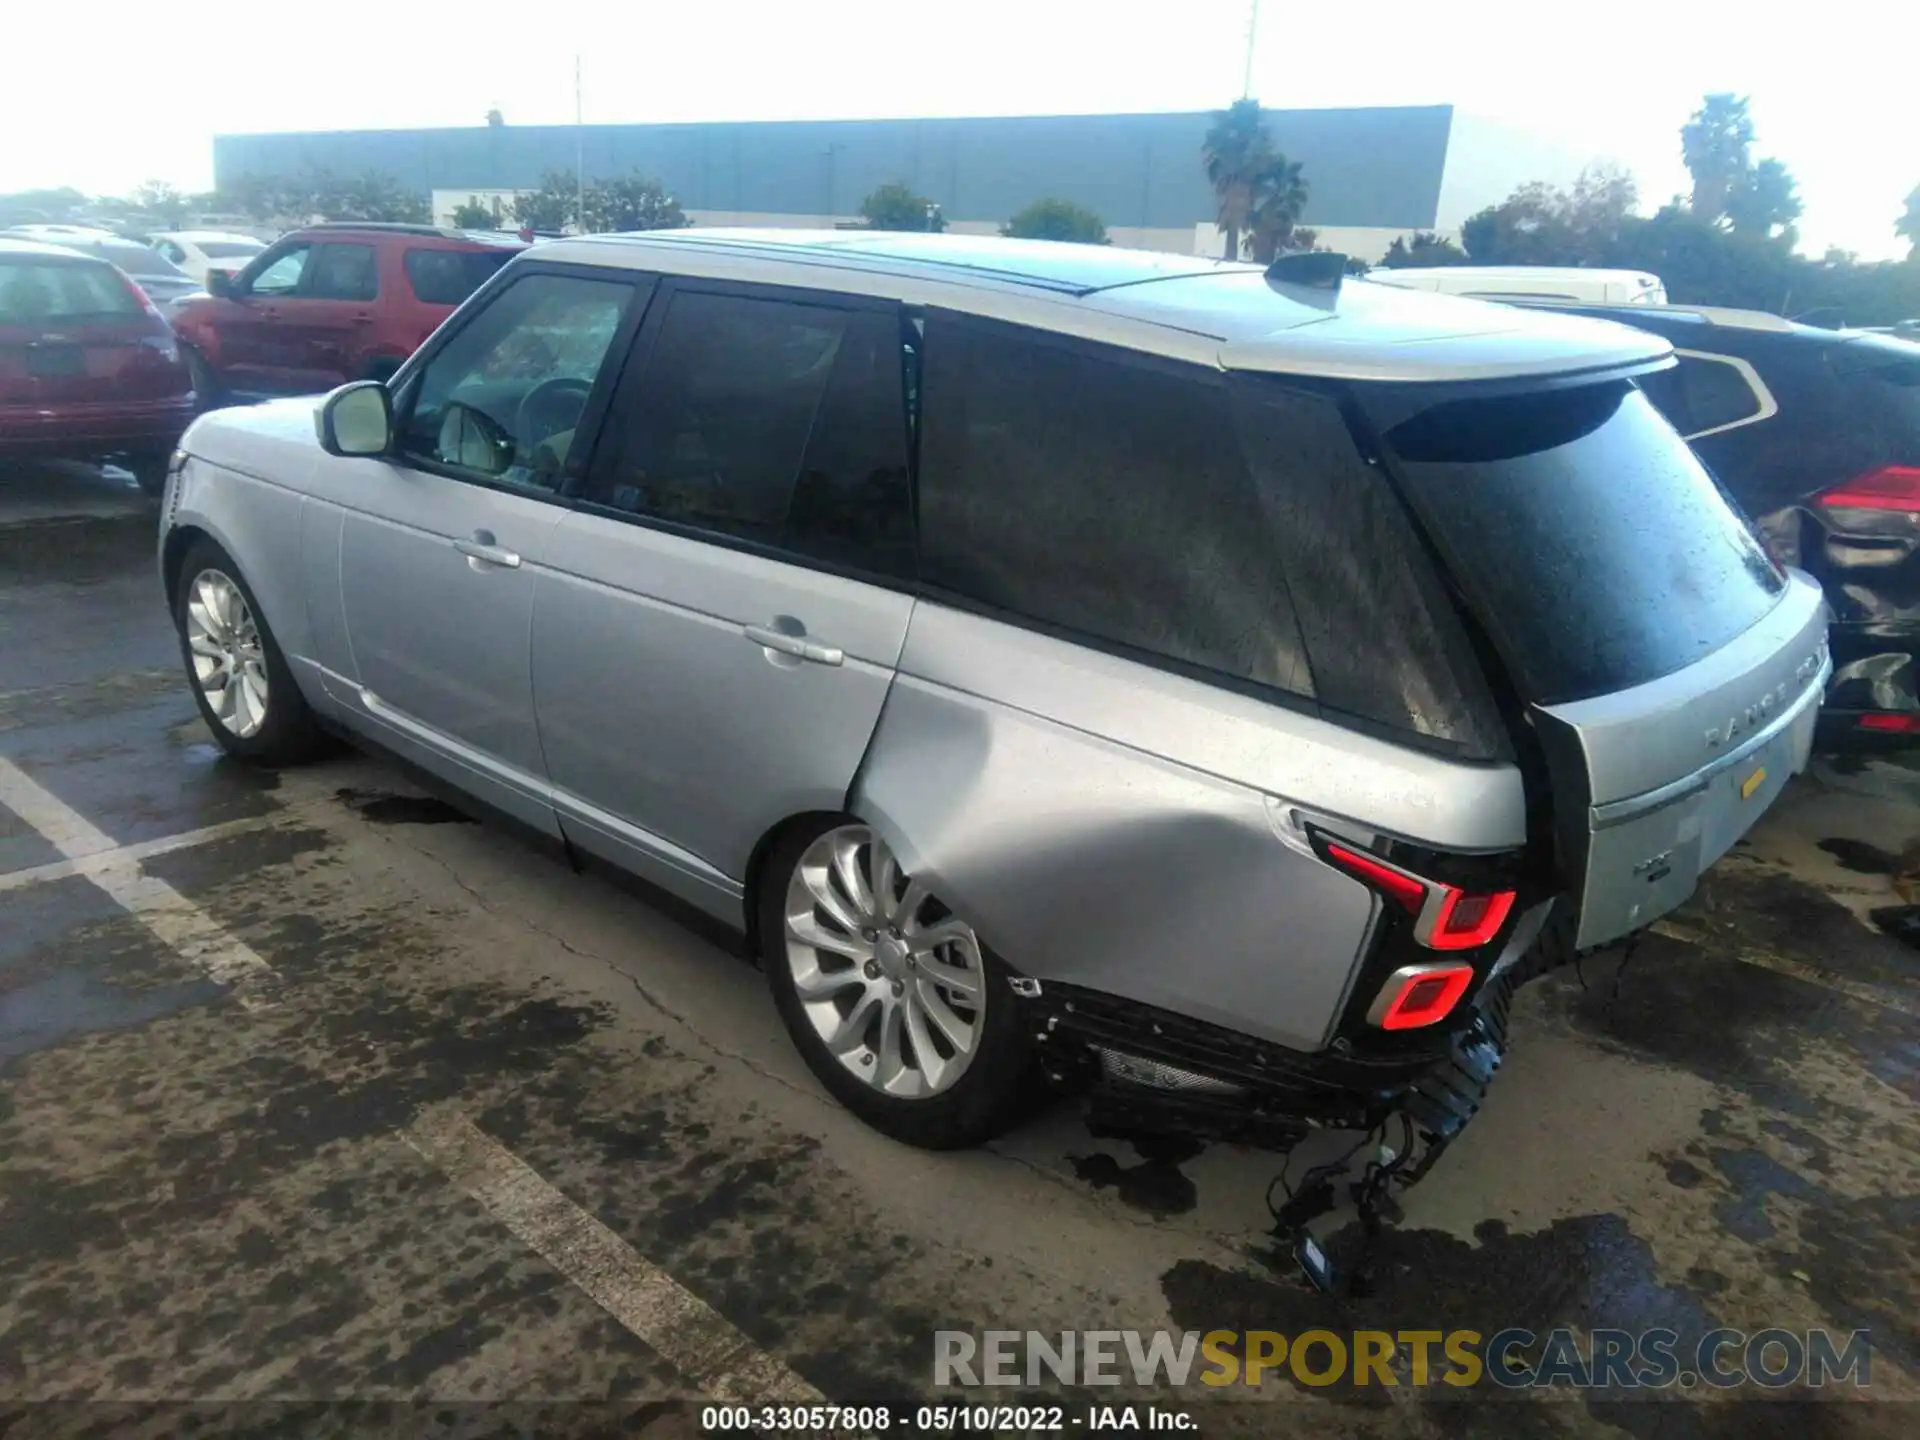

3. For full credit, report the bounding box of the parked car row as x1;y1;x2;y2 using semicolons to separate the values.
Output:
1;222;523;491
159;231;1831;1163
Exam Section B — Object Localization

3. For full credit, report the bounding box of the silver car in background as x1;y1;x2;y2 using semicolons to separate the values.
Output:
156;232;1828;1159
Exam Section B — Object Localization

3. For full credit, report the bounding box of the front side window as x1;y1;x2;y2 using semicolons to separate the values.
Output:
398;272;633;492
307;243;379;301
246;245;310;296
917;314;1314;700
584;290;915;573
155;240;185;264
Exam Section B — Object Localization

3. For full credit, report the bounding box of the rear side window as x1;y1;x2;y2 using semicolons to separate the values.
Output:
584;289;913;577
0;259;138;322
405;248;513;305
1635;353;1768;438
918;314;1314;702
1231;381;1509;756
308;243;379;301
1379;382;1785;705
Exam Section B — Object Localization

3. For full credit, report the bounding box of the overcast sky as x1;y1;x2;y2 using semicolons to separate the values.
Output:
5;0;1916;258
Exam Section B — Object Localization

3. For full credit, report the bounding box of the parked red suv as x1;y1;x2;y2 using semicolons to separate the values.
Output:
168;223;524;403
1;236;195;493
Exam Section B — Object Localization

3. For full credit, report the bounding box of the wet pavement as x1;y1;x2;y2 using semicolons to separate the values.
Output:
1;458;1916;1437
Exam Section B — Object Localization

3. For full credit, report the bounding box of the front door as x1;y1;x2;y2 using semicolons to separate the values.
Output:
533;280;918;905
316;266;645;835
217;240;312;396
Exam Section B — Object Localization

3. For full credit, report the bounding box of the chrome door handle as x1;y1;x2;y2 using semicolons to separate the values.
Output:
743;624;844;666
453;538;521;569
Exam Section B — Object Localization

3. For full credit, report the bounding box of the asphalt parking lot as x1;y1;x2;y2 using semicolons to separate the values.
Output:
2;458;1917;1438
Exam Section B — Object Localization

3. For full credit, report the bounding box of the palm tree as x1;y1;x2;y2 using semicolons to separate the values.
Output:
1202;98;1273;260
1246;156;1309;263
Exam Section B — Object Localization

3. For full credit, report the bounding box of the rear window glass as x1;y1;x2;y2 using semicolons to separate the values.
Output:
405;248;513;305
1379;381;1785;705
98;244;183;278
0;259;139;322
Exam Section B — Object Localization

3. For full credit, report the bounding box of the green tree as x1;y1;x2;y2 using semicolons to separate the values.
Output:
859;181;944;231
1459;166;1637;265
1682;93;1754;224
1896;183;1920;260
1202;98;1271;260
513;171;581;231
1379;231;1469;267
311;170;430;224
580;172;689;233
0;185;87;224
1001;197;1108;243
1246;155;1310;262
1726;157;1801;239
131;180;188;227
451;196;501;229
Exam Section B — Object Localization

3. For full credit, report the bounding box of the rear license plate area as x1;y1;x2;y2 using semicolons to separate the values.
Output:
26;344;86;378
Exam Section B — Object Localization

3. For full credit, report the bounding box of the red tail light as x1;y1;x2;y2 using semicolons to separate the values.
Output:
1859;712;1920;733
1817;465;1920;514
1371;963;1476;1030
1322;842;1517;953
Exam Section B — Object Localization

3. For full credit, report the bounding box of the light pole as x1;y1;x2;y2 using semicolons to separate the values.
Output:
574;54;585;233
1242;0;1260;98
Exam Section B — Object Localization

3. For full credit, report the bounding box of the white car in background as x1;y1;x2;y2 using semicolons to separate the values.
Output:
148;231;267;285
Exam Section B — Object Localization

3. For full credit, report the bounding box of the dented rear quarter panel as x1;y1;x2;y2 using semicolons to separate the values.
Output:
850;603;1528;1054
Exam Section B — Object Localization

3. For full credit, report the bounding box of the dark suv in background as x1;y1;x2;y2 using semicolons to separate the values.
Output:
168;223;523;404
1536;302;1920;748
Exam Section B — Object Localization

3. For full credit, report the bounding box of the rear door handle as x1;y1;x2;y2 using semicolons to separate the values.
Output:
453;535;521;569
743;623;843;666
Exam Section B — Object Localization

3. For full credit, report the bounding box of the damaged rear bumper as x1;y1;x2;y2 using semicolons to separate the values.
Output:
1016;968;1515;1155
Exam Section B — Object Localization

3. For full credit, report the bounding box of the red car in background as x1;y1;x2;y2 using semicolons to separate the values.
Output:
169;222;524;404
0;236;195;494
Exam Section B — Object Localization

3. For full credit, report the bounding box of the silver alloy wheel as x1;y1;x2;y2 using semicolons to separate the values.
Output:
784;824;987;1100
184;568;269;739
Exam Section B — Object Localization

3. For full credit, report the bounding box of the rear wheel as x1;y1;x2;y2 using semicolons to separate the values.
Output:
759;818;1036;1148
173;537;325;766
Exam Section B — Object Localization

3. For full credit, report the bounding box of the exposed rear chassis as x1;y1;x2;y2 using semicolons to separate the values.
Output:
1018;966;1518;1156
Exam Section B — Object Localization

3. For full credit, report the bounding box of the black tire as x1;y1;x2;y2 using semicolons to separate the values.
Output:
172;537;326;767
182;345;224;412
127;453;169;497
758;817;1037;1149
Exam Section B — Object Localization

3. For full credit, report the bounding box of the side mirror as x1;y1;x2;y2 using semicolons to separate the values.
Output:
206;270;236;300
436;402;515;475
315;381;392;457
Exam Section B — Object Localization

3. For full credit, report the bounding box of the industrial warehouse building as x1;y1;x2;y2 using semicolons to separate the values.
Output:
211;106;1537;262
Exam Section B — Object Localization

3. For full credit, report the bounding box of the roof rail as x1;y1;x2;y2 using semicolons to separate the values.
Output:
305;221;459;238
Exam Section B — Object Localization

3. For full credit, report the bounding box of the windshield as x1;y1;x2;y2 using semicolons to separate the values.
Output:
0;257;140;323
1377;381;1785;705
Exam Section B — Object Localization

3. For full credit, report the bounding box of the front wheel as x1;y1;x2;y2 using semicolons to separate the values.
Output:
759;819;1037;1148
173;537;325;766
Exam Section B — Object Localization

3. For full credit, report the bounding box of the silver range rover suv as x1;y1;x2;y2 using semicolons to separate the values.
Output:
157;233;1829;1158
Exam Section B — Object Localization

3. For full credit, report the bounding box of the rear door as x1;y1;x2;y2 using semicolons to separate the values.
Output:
533;279;917;905
1375;379;1829;947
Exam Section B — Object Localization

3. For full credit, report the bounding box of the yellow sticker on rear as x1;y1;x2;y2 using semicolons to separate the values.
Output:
1741;766;1768;800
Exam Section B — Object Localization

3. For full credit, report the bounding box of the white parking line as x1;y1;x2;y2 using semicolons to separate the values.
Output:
407;1106;825;1406
0;812;290;897
0;755;273;993
0;751;820;1407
